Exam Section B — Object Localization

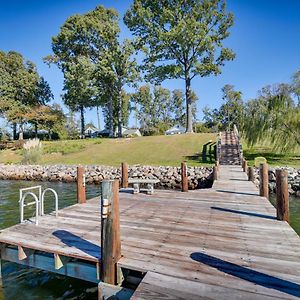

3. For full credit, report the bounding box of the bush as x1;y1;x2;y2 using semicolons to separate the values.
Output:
22;138;42;164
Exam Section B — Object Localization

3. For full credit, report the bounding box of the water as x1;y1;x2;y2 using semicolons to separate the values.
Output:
0;180;100;300
269;195;300;236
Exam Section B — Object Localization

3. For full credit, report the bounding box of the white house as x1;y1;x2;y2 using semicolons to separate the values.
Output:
123;128;142;137
84;123;98;137
165;125;185;135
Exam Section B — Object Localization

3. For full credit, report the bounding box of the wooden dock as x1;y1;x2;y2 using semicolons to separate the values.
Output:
0;164;300;299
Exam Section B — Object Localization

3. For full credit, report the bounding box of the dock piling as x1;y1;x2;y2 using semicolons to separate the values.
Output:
100;180;121;285
181;162;188;192
213;166;218;181
248;167;254;182
77;166;86;204
259;163;269;199
276;169;289;222
243;160;248;173
121;162;129;189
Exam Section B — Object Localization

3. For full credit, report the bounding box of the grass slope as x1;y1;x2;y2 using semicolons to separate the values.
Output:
0;133;299;167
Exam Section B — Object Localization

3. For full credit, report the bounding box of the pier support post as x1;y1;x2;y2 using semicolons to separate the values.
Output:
259;163;269;199
243;160;248;173
100;180;121;285
77;166;86;204
276;169;289;222
213;166;218;181
248;167;254;182
181;162;188;192
121;162;128;189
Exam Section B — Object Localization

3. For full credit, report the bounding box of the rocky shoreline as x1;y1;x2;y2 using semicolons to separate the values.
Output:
252;167;300;197
0;164;213;190
0;164;299;195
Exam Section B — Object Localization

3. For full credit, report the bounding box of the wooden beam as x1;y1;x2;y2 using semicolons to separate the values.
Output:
54;253;70;270
276;169;289;222
100;180;121;285
248;167;254;182
1;247;98;283
77;166;86;204
121;162;129;188
181;162;188;192
259;163;269;199
243;160;248;173
18;245;34;260
213;166;218;181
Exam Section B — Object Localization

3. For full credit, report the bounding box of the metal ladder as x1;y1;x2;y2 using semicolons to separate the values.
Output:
19;186;58;225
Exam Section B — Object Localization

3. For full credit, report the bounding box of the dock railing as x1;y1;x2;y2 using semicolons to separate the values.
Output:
19;186;59;224
233;124;243;162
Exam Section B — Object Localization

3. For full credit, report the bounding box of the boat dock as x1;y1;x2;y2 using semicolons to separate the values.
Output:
0;131;300;299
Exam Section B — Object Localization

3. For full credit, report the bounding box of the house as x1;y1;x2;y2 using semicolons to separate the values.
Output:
165;125;185;135
84;123;98;137
123;128;142;137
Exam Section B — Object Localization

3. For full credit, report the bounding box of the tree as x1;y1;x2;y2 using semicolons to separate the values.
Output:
203;84;243;130
0;50;51;139
47;5;138;138
131;85;189;134
243;83;300;151
291;69;300;104
124;0;235;133
25;104;65;139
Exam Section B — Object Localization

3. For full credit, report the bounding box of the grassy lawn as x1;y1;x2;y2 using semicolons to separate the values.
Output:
0;133;299;167
0;133;217;166
243;145;300;168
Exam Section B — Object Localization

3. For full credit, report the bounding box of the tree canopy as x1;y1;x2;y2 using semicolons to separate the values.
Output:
124;0;235;132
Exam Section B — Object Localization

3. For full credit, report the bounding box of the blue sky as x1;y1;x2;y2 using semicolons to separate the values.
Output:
0;0;299;129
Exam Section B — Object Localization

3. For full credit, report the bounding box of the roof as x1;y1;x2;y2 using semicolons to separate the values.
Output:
123;129;141;135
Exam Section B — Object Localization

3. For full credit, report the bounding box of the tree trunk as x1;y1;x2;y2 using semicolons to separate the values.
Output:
96;106;101;131
185;76;193;133
117;88;123;138
80;105;85;139
108;96;114;138
34;123;38;138
12;123;17;140
19;123;24;140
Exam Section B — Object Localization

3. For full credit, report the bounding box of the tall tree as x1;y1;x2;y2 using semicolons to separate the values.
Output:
203;84;243;130
0;50;49;139
124;0;235;133
243;83;300;151
47;5;137;138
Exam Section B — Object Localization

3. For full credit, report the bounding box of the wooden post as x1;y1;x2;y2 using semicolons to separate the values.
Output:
100;180;121;285
248;167;254;182
77;166;86;204
215;160;220;172
213;166;218;181
181;162;188;192
243;160;248;173
276;169;289;222
259;163;269;199
121;162;128;188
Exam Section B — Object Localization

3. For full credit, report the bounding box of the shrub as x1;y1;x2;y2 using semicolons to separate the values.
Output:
22;138;42;164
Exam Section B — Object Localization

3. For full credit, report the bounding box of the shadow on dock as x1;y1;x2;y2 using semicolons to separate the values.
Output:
190;252;300;298
53;230;100;258
211;206;276;220
216;189;259;196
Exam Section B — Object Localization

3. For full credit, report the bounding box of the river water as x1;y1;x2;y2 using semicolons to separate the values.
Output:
0;180;299;299
0;180;100;300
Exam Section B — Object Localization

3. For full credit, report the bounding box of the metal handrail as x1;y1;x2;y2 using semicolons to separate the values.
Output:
41;188;58;217
20;192;39;225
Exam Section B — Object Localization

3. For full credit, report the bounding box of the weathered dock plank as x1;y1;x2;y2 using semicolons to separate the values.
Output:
0;165;299;299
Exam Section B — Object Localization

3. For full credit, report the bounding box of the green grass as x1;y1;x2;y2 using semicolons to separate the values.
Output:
243;144;300;168
0;134;299;167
